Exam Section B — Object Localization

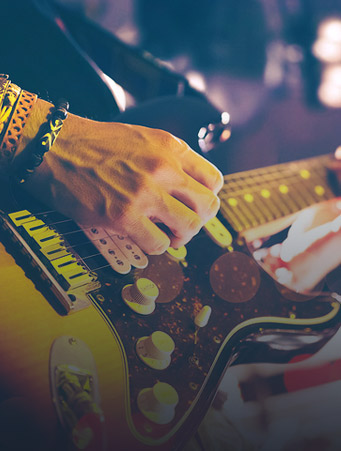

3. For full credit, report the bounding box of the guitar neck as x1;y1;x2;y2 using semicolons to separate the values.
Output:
219;154;336;233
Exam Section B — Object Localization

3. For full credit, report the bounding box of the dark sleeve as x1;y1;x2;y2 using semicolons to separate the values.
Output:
0;0;119;121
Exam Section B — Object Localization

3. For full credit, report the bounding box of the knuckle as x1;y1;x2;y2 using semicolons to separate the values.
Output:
108;195;131;223
213;170;224;192
185;214;202;234
139;154;164;175
206;193;220;217
155;130;185;154
154;129;174;147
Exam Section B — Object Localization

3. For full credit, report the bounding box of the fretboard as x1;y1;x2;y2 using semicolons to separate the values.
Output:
219;154;336;232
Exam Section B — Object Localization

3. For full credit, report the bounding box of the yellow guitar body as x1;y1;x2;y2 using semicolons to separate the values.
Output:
0;241;139;451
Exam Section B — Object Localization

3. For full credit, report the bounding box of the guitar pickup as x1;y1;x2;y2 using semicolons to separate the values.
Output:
81;226;149;273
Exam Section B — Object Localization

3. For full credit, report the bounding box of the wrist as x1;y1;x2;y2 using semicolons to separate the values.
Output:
15;98;53;158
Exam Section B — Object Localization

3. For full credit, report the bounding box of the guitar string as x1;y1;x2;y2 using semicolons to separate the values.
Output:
19;213;341;301
19;172;333;239
9;211;141;272
17;154;331;230
221;171;333;229
221;171;330;200
12;156;336;273
221;153;331;183
22;223;140;272
222;156;329;188
15;175;332;254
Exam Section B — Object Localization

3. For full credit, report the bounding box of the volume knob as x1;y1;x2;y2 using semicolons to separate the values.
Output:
122;278;158;315
137;382;179;424
136;331;175;370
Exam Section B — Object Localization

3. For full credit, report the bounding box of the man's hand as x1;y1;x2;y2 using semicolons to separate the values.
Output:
278;199;341;292
20;99;224;255
257;199;341;293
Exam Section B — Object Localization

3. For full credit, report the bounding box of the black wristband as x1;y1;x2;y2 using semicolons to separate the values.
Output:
13;99;69;183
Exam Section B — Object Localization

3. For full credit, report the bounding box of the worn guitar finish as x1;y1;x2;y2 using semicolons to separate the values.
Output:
0;151;340;451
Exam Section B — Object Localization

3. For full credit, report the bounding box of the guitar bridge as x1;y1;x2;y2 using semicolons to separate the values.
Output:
0;209;100;313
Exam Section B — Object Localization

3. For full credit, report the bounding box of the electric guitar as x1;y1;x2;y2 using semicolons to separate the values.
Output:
1;3;341;451
0;148;340;451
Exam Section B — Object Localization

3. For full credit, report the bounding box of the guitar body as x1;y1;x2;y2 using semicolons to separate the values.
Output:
0;171;339;450
0;247;126;451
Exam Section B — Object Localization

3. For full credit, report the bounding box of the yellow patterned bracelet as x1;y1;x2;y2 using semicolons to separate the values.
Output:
0;89;38;166
0;75;11;111
0;81;21;138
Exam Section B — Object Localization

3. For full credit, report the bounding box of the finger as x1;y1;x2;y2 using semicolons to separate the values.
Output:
281;214;341;262
176;142;224;194
287;205;317;239
151;193;204;248
170;174;221;223
285;224;341;292
288;200;341;239
126;215;171;255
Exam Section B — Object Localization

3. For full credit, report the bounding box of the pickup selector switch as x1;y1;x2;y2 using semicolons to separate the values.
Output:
194;305;212;328
136;331;175;370
122;277;158;315
137;382;179;424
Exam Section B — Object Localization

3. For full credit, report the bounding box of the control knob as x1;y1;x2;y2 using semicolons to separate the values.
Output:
136;331;175;370
122;278;158;315
137;382;179;424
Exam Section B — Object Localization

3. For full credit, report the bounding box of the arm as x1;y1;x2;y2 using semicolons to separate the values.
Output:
278;199;341;292
16;98;223;255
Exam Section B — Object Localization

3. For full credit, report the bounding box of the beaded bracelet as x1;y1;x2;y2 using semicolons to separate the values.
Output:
13;99;69;183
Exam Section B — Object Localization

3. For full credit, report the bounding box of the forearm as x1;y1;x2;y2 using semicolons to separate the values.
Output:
0;76;223;255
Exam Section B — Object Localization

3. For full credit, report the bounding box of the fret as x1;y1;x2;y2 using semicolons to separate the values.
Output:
288;183;311;210
221;198;246;231
281;190;302;214
221;198;249;231
314;174;335;199
242;194;269;225
270;189;292;216
232;198;259;229
252;193;277;222
223;156;329;185
235;174;271;224
220;154;336;232
221;174;323;198
297;180;321;206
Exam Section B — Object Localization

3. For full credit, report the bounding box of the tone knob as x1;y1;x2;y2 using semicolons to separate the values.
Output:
137;382;179;424
136;331;175;370
194;305;212;328
122;278;159;315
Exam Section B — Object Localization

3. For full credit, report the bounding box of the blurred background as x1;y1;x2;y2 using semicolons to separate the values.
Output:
55;1;341;449
55;0;341;175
